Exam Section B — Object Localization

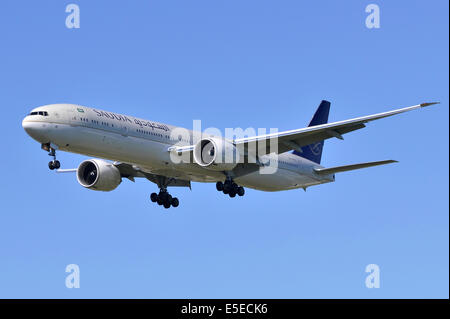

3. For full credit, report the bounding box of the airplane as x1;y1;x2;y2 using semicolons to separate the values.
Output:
22;100;438;209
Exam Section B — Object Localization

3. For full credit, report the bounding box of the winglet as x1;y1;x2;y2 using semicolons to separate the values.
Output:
420;102;440;108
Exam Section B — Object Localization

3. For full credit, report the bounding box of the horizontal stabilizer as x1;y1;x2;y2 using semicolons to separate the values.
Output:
314;160;398;175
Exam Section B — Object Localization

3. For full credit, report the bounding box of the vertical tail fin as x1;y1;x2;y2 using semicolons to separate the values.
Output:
292;100;330;164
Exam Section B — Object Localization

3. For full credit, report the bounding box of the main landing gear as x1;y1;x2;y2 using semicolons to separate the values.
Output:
150;188;179;209
216;179;245;198
43;144;60;170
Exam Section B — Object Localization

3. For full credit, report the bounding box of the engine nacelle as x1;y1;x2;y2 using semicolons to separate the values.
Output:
77;159;122;191
193;137;240;171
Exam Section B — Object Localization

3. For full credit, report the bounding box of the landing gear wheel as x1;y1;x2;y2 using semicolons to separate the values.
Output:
237;187;245;197
171;197;179;208
216;182;224;191
223;182;231;193
163;201;171;209
158;191;168;202
150;193;158;202
229;191;236;198
48;160;60;170
53;160;60;169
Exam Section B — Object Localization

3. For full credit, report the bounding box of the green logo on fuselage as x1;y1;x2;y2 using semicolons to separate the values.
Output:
77;108;85;113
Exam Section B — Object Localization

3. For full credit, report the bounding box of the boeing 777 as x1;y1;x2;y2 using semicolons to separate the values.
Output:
22;100;437;209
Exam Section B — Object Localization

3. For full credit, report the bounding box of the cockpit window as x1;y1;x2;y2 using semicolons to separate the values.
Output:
29;111;48;116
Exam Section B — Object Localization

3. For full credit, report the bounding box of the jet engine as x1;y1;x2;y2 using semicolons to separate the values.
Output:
193;137;240;171
76;159;122;191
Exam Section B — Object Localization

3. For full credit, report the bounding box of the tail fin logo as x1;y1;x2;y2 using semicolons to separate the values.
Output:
291;100;330;164
310;142;323;156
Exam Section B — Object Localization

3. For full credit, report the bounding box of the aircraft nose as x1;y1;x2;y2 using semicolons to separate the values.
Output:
22;117;49;142
22;117;33;133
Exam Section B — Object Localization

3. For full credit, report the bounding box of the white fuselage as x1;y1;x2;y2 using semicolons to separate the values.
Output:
22;104;334;191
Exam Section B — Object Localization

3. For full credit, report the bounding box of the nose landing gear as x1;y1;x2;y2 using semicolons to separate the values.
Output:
42;143;60;170
216;179;245;198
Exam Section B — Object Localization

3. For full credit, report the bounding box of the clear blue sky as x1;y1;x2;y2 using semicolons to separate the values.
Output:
0;0;448;298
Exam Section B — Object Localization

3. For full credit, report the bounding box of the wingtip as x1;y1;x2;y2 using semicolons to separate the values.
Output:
420;102;440;107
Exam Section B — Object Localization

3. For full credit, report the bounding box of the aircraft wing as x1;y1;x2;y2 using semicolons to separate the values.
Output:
114;162;192;188
57;162;192;188
169;102;437;156
233;102;438;155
